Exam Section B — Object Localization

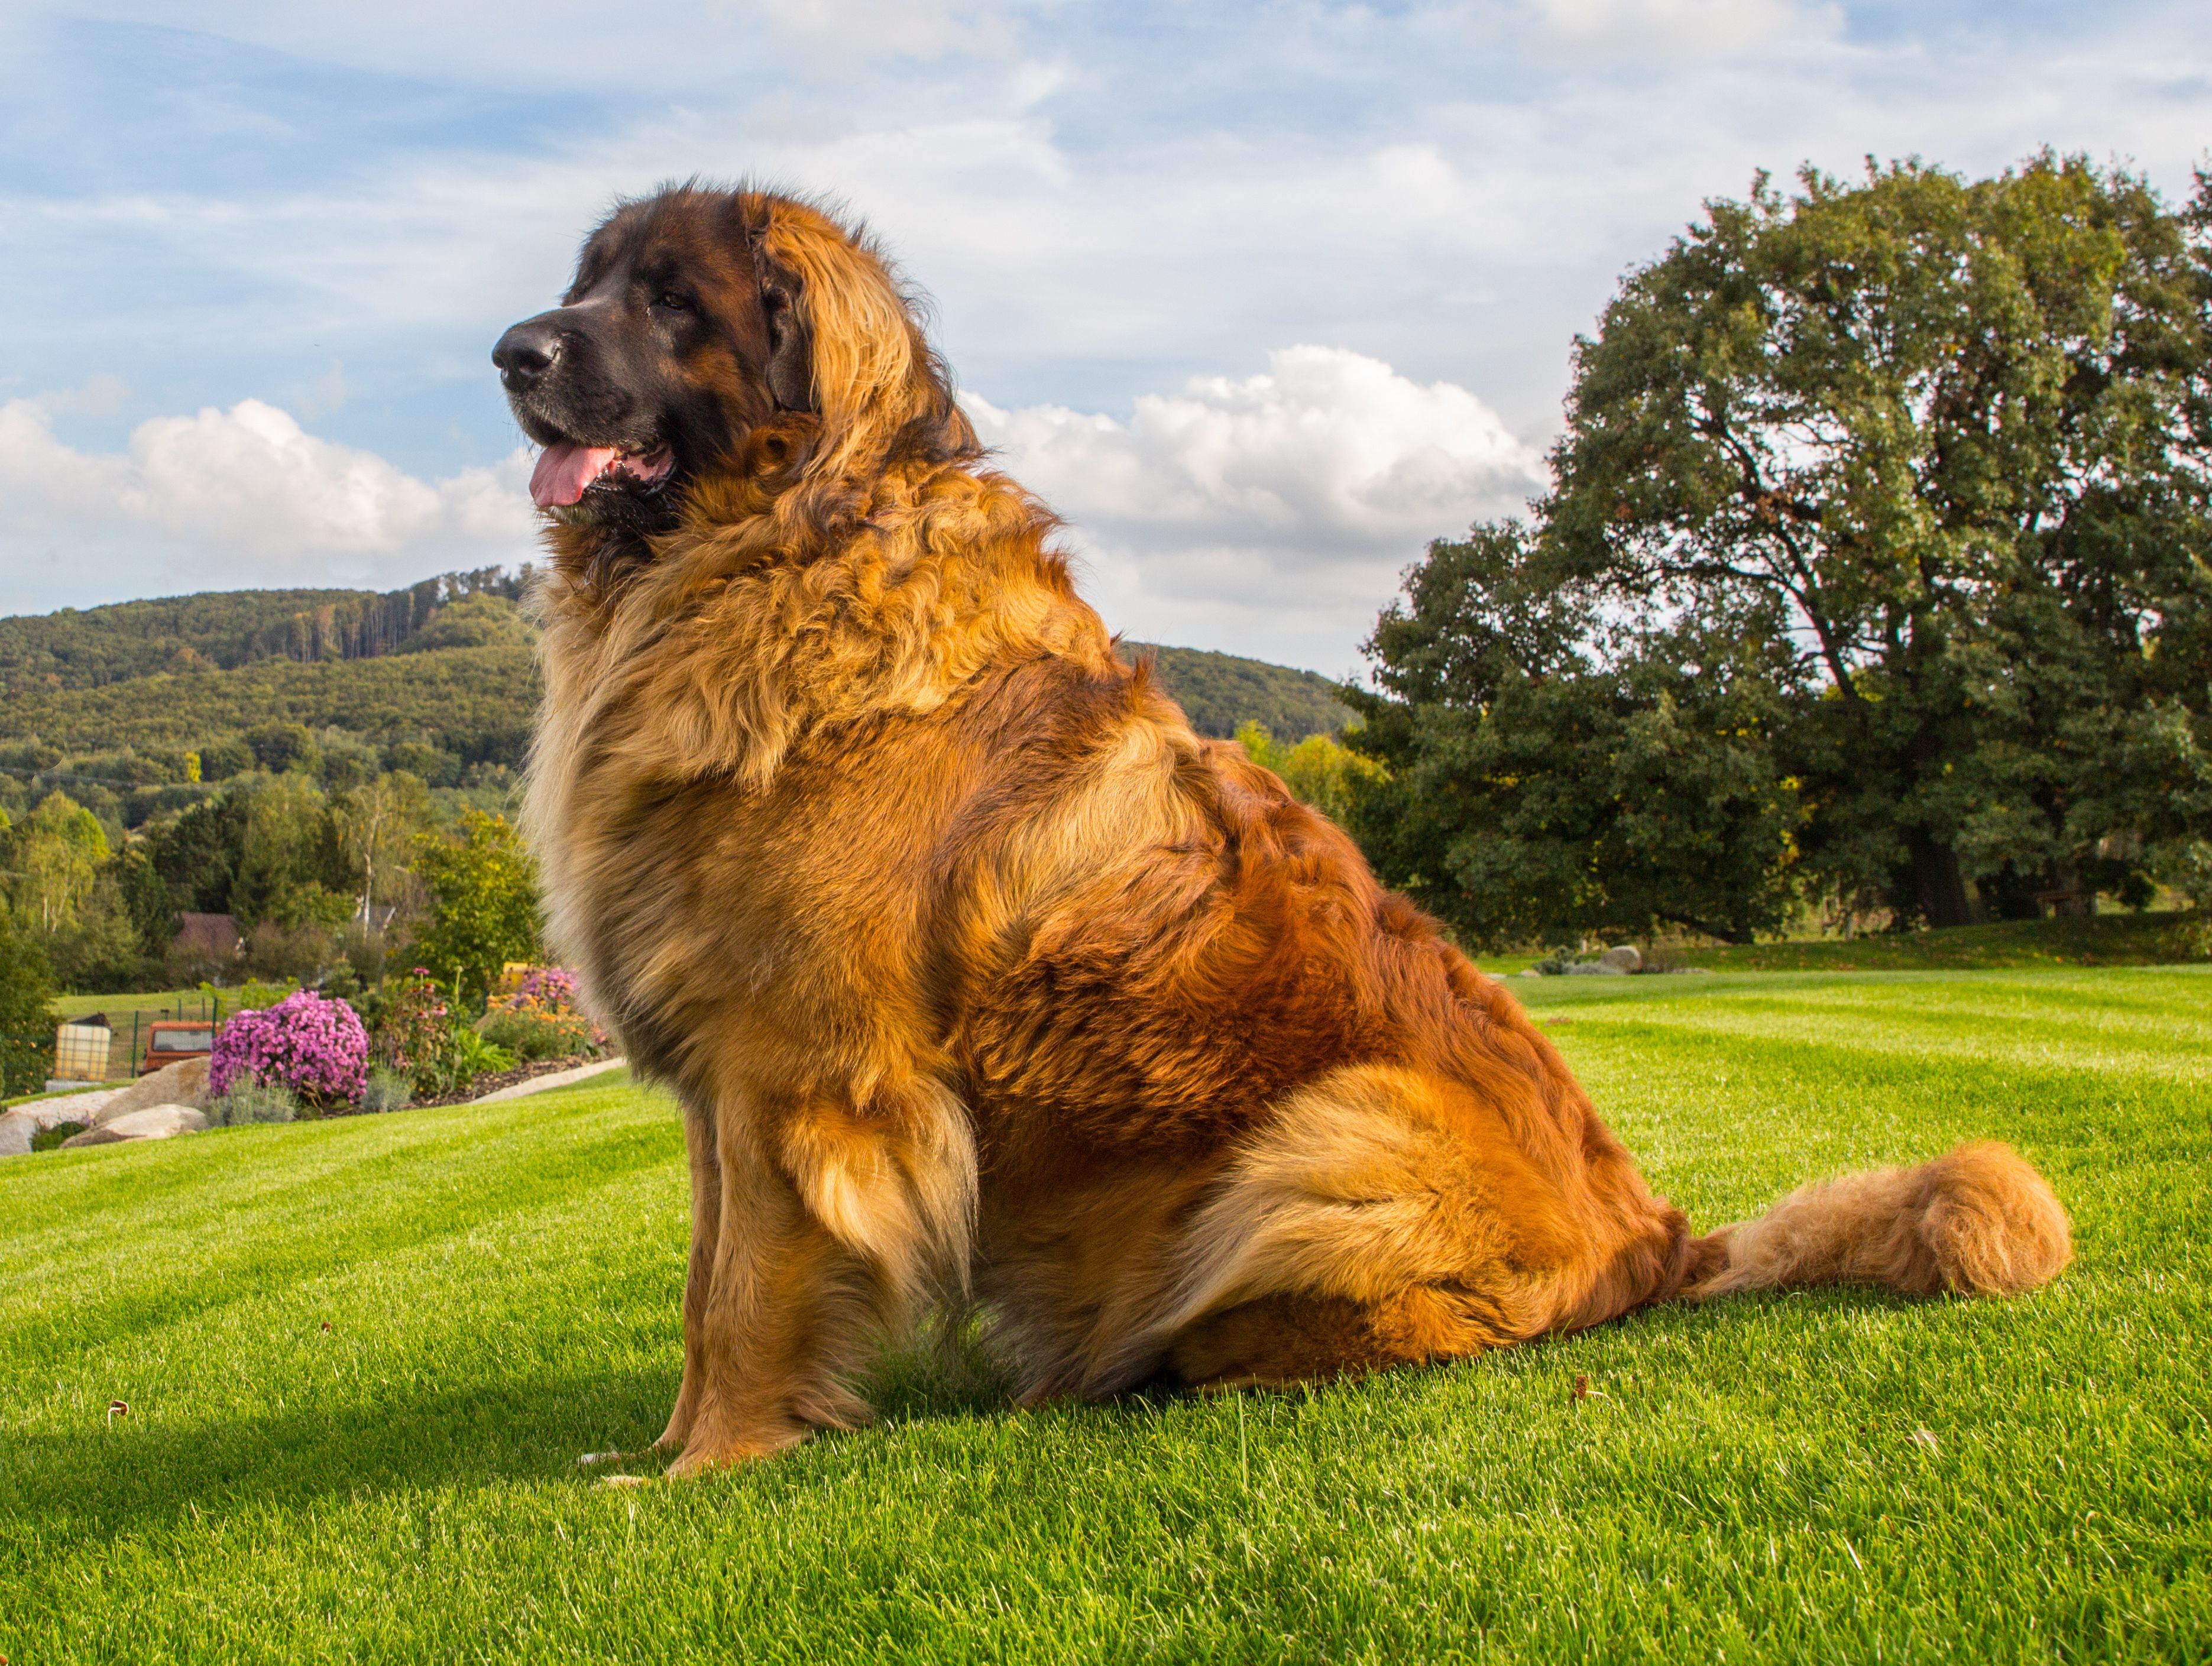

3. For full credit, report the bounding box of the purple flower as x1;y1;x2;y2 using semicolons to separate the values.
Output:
210;990;370;1107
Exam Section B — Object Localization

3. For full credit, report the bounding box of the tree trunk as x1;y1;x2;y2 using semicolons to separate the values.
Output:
1907;829;1973;929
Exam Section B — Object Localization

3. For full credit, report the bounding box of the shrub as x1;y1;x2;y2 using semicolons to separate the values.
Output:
1233;722;1387;827
205;1078;299;1127
244;920;341;985
368;969;461;1098
31;1121;88;1152
0;916;57;1098
339;921;394;987
407;811;542;1005
209;990;369;1110
477;1006;595;1062
445;1026;516;1084
358;1064;413;1113
234;978;300;1013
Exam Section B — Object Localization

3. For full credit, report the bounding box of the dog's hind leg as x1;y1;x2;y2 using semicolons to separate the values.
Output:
655;1095;723;1454
669;1080;976;1477
1165;1288;1504;1389
1146;1063;1690;1391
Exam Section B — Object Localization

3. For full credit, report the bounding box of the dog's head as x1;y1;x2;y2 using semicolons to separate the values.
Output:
495;184;977;557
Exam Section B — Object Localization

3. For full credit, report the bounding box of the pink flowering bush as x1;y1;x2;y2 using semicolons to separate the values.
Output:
209;990;370;1110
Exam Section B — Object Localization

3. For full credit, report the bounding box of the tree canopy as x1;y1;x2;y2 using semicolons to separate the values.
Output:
407;812;543;1005
1351;154;2212;944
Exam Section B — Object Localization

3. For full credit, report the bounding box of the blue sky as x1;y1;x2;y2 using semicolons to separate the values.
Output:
2;0;2206;672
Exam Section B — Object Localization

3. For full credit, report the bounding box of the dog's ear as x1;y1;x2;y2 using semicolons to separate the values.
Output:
750;196;980;495
759;257;815;414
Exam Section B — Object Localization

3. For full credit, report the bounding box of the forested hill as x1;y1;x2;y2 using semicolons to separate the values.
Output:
0;571;525;692
1129;643;1352;741
0;581;1350;791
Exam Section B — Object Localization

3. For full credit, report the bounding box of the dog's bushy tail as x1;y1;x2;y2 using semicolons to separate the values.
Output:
1683;1141;2072;1301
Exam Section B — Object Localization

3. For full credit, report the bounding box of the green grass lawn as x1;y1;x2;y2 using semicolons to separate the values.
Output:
51;988;234;1023
4;968;2207;1663
1466;911;2205;978
1670;912;2204;972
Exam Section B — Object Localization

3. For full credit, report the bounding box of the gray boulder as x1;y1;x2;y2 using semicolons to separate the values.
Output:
0;1112;34;1158
89;1056;212;1127
1598;945;1643;973
60;1104;209;1147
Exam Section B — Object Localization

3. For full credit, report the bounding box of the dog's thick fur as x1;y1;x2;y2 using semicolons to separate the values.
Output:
510;186;2074;1475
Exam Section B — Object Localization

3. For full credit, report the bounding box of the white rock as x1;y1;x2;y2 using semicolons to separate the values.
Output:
24;1084;127;1124
0;1092;116;1156
59;1104;209;1147
22;1094;109;1130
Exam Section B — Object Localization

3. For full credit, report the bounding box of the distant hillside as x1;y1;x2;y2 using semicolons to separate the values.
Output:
0;644;538;764
1124;643;1350;741
0;585;1350;780
0;570;523;693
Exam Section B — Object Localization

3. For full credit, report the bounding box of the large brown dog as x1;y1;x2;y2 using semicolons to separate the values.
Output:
497;185;2073;1476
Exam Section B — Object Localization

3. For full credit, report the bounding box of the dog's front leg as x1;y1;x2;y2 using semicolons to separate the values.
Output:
666;1082;975;1477
666;1096;883;1476
655;1095;722;1454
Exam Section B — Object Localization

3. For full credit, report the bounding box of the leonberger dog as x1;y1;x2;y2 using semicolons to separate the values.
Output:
495;184;2072;1476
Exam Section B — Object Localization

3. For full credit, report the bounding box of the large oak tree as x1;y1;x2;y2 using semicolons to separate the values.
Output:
1352;154;2212;940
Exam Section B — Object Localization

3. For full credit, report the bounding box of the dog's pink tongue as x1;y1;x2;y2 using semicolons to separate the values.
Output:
530;442;620;508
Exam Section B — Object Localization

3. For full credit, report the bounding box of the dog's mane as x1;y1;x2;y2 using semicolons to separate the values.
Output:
530;190;1128;802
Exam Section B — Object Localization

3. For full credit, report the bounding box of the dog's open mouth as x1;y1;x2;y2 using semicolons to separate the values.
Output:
529;442;677;508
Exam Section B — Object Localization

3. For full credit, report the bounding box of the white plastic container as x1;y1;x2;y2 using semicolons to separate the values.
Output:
51;1023;112;1084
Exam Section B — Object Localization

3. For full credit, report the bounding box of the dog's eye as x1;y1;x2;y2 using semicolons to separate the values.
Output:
653;291;692;314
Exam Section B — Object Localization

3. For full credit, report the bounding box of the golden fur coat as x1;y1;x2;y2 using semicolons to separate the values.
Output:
517;189;2073;1474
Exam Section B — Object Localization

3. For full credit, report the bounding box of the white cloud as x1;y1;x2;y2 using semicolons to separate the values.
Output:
1511;0;1841;56
35;374;134;417
0;397;536;590
969;346;1544;671
0;351;1525;670
744;0;1045;66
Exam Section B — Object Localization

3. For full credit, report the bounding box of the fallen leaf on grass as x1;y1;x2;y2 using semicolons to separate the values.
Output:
594;1473;651;1490
106;1399;128;1425
577;1450;624;1468
1911;1428;1939;1453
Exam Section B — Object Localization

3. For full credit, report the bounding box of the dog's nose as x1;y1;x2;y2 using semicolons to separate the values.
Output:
493;319;562;390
